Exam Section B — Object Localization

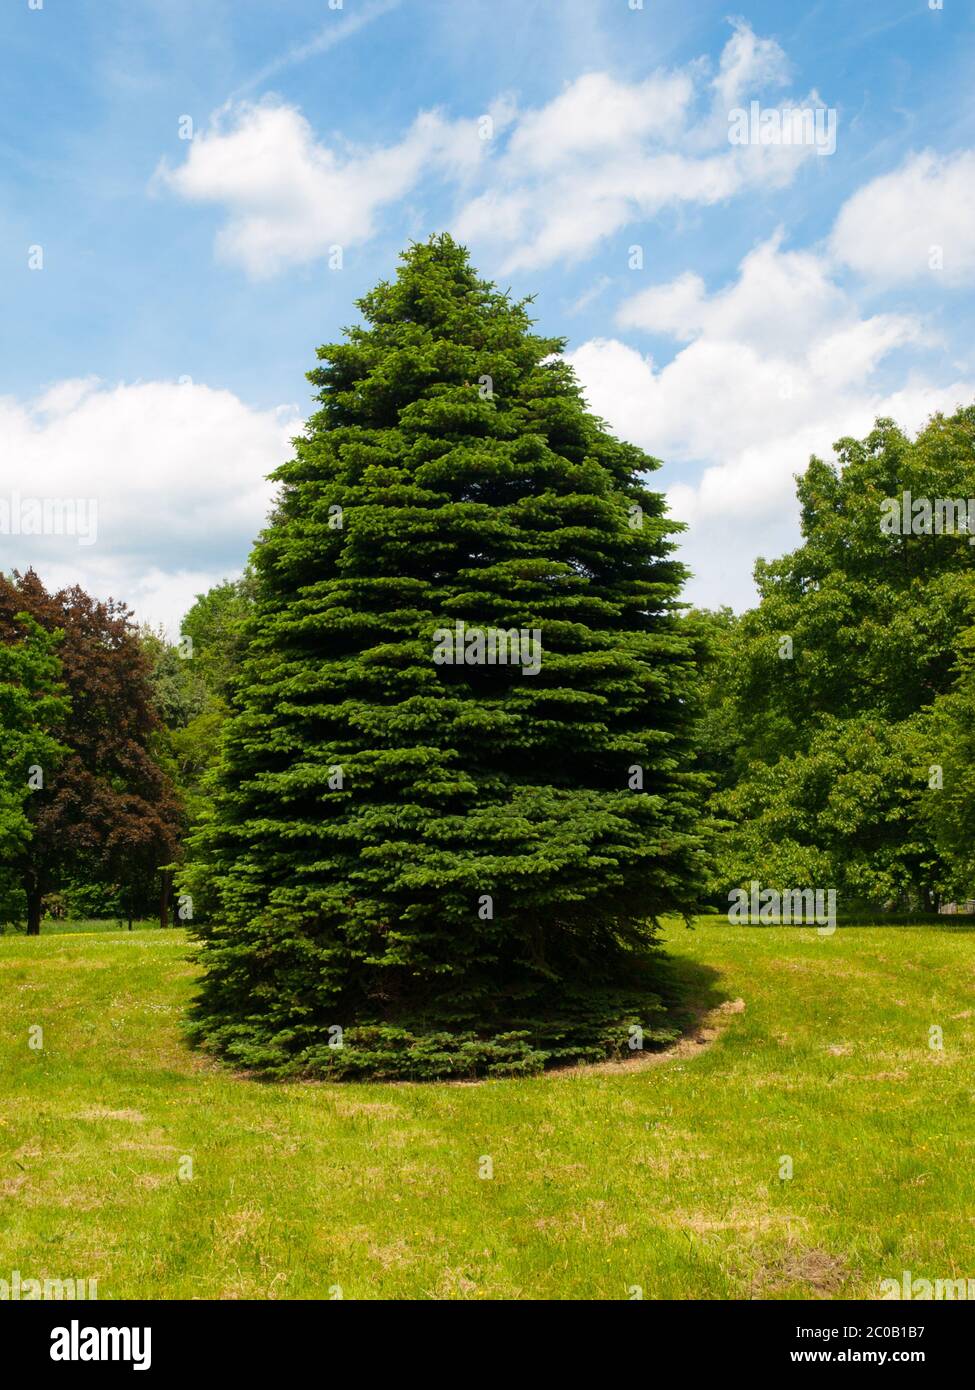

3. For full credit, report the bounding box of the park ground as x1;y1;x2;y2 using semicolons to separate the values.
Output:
0;919;973;1300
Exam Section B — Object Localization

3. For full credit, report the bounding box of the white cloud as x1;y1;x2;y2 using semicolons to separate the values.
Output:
156;99;491;278
711;15;791;111
570;235;972;608
502;70;695;174
160;21;826;278
617;233;887;358
455;21;825;273
0;379;298;635
830;149;975;285
615;272;708;342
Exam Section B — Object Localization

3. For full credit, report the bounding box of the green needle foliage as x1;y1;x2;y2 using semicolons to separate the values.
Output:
187;235;708;1079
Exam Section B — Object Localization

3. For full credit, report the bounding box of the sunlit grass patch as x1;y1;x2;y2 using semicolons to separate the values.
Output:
0;921;972;1299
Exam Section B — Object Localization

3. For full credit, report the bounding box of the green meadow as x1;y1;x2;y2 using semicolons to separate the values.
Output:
1;921;972;1300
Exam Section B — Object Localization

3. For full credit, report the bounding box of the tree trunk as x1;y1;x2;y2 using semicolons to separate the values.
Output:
159;868;172;930
25;883;43;937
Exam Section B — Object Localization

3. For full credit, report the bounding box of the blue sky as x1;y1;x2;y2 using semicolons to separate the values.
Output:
2;0;973;631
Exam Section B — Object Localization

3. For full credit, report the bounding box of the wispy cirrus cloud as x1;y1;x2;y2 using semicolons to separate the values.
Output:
230;0;403;98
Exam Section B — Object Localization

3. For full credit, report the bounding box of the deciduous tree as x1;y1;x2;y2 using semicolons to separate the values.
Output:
0;571;182;933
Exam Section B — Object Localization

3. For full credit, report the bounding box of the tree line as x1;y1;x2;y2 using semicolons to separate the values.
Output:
698;405;975;915
0;569;250;933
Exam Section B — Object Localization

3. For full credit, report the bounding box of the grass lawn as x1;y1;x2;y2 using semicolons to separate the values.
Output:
9;918;158;936
1;920;973;1300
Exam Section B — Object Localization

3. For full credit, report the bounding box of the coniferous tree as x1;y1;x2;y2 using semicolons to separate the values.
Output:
188;236;708;1078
